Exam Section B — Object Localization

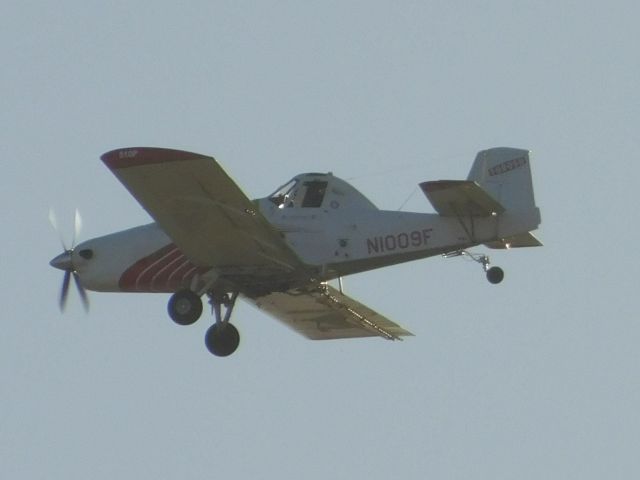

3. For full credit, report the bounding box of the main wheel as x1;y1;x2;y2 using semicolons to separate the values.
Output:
168;289;203;325
486;266;505;284
205;323;240;357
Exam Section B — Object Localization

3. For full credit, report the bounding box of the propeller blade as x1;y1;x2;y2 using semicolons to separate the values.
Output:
48;207;58;230
51;209;89;313
73;272;90;313
59;270;71;311
49;208;68;251
72;209;82;248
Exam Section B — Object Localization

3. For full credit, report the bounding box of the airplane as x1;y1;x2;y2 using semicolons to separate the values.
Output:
49;146;542;357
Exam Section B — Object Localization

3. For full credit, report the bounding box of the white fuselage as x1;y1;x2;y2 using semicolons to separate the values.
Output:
71;171;538;294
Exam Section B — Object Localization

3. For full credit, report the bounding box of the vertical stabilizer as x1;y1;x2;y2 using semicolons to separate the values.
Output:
467;147;536;212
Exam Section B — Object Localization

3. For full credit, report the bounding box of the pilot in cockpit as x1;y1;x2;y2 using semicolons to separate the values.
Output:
269;176;328;209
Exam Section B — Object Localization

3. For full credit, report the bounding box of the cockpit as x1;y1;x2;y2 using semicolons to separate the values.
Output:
269;175;329;209
265;172;378;212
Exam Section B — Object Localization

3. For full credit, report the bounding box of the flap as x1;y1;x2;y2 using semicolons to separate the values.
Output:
420;180;505;217
101;148;306;276
250;284;413;340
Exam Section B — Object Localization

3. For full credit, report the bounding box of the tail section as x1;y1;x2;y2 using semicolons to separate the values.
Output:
422;147;542;249
467;147;536;213
468;147;541;247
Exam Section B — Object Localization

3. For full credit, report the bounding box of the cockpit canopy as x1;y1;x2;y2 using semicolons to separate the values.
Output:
268;173;377;211
269;177;328;209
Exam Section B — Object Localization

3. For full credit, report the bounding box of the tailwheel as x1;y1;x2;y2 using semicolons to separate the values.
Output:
168;289;203;325
486;266;504;284
205;323;240;357
443;250;505;284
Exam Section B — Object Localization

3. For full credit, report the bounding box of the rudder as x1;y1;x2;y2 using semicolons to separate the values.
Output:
467;147;536;212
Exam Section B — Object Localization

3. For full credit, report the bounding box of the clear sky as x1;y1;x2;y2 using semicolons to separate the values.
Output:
2;1;639;478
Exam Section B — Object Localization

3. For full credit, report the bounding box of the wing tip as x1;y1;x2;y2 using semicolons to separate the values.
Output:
101;147;211;170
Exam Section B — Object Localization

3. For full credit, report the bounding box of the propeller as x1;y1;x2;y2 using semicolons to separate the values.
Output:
49;209;89;312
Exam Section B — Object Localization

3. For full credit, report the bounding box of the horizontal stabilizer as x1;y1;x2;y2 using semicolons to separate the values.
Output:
420;180;505;217
484;232;543;249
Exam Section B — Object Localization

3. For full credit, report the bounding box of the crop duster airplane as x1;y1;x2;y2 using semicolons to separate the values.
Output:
49;147;542;357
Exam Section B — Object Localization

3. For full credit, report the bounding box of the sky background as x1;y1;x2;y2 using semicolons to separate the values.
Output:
2;1;639;478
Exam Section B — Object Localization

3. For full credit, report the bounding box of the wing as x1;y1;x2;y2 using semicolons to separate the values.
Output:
101;147;308;281
250;284;413;340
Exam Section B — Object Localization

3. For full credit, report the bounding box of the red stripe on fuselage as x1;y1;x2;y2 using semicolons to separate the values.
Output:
150;257;193;291
167;259;195;285
119;244;208;292
136;246;182;291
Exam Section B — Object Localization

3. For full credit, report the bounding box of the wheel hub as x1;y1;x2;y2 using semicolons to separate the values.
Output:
175;298;192;315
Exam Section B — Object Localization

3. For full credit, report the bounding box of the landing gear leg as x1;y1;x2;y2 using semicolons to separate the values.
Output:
204;292;240;357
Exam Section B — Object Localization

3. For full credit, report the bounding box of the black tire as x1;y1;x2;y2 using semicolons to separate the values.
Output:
486;266;505;284
168;289;203;325
205;323;240;357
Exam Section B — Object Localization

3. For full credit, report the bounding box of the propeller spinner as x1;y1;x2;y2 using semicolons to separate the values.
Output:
49;209;90;312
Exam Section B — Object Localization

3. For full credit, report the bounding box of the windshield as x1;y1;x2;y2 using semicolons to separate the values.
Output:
269;179;298;208
268;178;328;208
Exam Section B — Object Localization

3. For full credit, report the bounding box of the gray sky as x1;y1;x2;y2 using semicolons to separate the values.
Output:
2;1;639;478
